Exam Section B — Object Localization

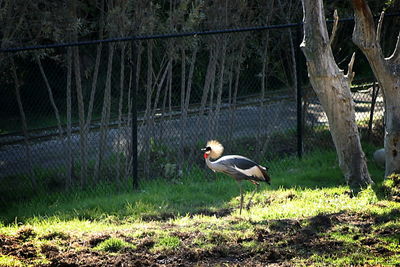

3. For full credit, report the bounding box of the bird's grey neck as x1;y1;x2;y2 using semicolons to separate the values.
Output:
205;157;225;172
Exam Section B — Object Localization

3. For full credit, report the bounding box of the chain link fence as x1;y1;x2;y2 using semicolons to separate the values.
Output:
0;20;389;205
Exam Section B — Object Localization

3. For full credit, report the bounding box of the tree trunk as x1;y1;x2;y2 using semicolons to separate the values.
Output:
66;48;73;188
94;43;115;181
214;38;227;136
70;0;88;187
124;52;134;179
73;46;88;186
257;40;269;161
37;57;64;139
351;1;400;177
200;46;218;117
11;58;36;188
301;0;373;189
179;48;187;172
143;40;154;179
228;42;244;146
182;46;198;166
116;44;126;184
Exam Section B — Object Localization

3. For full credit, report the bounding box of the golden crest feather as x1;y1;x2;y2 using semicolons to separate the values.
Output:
206;140;224;159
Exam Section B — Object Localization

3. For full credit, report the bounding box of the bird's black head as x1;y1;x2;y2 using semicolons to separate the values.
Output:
202;140;224;159
201;146;212;158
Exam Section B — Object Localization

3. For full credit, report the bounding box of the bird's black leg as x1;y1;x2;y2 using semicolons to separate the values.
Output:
237;181;244;215
246;183;259;210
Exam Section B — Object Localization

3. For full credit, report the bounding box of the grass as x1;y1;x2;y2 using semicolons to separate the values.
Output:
0;147;399;266
94;237;136;252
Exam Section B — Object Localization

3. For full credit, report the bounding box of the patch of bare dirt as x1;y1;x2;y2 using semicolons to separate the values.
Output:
0;211;398;266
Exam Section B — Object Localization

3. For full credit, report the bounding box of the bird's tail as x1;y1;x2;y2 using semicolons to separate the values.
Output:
259;166;271;185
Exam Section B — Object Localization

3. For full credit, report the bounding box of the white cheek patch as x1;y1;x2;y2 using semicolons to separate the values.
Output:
233;165;263;178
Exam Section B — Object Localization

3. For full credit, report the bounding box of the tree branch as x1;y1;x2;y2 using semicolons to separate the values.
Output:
351;0;377;51
376;11;384;44
346;52;356;83
388;32;400;64
329;10;339;47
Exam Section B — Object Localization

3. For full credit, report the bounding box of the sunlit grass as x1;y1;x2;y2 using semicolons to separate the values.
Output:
94;238;136;252
0;255;23;267
152;235;182;252
0;147;388;228
1;147;399;265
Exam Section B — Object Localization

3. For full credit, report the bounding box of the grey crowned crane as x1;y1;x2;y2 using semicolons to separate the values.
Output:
202;140;270;214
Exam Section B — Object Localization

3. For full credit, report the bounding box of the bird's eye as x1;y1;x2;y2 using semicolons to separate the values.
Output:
206;147;211;151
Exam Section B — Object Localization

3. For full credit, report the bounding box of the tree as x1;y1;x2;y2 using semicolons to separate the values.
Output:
351;0;400;177
301;0;374;190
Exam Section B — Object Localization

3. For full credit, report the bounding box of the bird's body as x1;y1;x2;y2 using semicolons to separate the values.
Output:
205;155;270;185
202;140;270;214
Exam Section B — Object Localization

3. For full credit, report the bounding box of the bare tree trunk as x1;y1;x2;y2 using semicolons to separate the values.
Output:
143;40;154;179
151;58;168;118
11;58;36;188
125;43;142;179
351;2;400;177
289;28;298;100
160;56;173;142
66;48;73;188
37;57;63;139
227;62;234;145
73;46;87;186
116;44;126;184
182;46;198;166
257;41;269;160
179;48;187;171
124;56;134;179
86;43;103;133
228;42;245;146
301;0;373;190
70;0;88;186
207;42;219;139
214;39;227;135
168;60;173;120
199;47;218;117
94;43;115;181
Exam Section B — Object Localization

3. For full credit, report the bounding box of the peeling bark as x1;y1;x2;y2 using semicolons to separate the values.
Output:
351;0;400;177
301;0;373;189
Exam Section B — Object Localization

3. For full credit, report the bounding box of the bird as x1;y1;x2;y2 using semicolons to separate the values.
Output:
202;140;270;214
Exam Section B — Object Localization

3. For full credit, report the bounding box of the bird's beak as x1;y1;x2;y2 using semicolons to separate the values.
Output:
201;148;206;151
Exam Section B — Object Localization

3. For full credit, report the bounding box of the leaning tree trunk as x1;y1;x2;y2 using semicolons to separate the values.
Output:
351;1;400;177
301;0;373;189
66;48;73;188
94;43;115;181
11;58;36;188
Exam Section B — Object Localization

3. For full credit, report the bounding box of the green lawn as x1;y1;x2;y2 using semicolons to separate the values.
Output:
0;147;399;266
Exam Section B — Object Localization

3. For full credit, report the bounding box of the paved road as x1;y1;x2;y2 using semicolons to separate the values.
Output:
0;90;383;178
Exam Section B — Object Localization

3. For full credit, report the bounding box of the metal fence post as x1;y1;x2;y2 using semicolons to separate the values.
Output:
296;24;304;158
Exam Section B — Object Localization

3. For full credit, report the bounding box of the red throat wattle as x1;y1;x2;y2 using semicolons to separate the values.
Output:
203;153;208;159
